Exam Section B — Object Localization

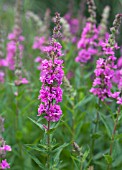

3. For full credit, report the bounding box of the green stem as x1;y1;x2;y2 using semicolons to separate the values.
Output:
72;104;75;143
90;99;100;164
107;106;121;170
15;87;23;157
47;121;50;169
15;87;19;130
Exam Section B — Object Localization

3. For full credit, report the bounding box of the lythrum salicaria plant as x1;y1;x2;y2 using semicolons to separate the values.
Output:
26;12;68;170
75;0;98;63
90;14;122;169
6;0;28;86
38;12;64;168
37;12;63;122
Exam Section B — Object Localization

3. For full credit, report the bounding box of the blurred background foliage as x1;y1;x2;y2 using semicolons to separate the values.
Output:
1;0;122;41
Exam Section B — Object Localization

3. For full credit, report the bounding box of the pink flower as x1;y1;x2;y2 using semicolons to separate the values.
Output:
0;59;8;67
34;56;42;63
21;78;29;84
117;97;122;105
0;159;10;169
3;145;12;152
76;22;98;63
33;36;46;51
6;28;24;70
0;71;5;83
64;13;79;34
117;57;122;68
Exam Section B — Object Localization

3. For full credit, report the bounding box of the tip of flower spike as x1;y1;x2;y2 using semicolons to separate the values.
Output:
116;14;122;17
52;12;62;40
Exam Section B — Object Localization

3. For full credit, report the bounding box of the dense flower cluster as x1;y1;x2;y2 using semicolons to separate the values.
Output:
0;29;7;83
75;22;98;63
90;14;122;103
65;13;79;35
90;55;119;101
0;117;11;169
76;5;110;64
38;13;64;122
64;13;79;43
6;28;29;86
113;56;122;91
75;0;99;63
38;42;64;122
6;0;28;86
6;29;24;70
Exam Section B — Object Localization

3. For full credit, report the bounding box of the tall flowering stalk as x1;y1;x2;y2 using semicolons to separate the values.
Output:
6;0;28;86
90;14;122;102
75;0;98;63
64;13;79;43
38;12;63;121
64;0;80;43
0;116;11;169
0;27;7;83
37;12;64;168
90;14;122;169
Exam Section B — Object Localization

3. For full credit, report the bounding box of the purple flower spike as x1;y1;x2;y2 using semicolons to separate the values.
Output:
38;13;64;122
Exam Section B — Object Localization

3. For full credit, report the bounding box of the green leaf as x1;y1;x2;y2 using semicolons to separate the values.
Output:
24;147;45;169
104;154;112;164
25;144;47;153
71;155;81;168
81;150;90;164
53;143;69;163
74;95;94;109
28;117;44;130
61;120;73;135
115;133;122;140
102;102;114;120
99;112;112;138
